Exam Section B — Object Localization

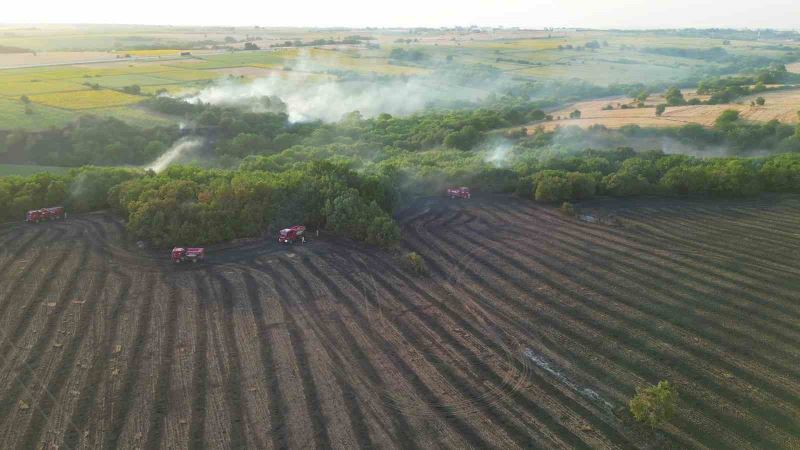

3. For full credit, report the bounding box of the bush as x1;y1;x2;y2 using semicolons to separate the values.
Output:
629;380;678;428
715;109;740;127
405;252;426;274
559;201;576;217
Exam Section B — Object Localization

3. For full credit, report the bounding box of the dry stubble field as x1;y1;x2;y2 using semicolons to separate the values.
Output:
536;88;800;131
0;195;798;449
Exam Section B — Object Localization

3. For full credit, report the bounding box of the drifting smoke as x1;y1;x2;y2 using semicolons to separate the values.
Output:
483;141;514;167
548;125;765;157
184;76;488;123
145;137;205;173
180;48;498;123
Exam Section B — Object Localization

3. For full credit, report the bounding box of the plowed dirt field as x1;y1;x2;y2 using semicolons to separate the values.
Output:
0;194;798;449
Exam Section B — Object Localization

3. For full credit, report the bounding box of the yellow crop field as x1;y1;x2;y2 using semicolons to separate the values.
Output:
0;79;87;96
29;89;143;110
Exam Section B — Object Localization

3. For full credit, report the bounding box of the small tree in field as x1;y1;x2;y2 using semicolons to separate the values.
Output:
405;252;426;275
755;96;765;106
655;104;666;117
629;380;678;427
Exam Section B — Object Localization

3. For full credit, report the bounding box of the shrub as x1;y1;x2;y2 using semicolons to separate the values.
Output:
629;380;678;427
664;87;685;106
715;109;740;127
405;252;426;274
559;201;576;217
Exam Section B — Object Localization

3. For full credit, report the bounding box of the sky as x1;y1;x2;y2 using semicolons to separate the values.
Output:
3;0;800;29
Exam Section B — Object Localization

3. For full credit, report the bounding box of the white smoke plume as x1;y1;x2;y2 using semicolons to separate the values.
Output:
145;137;205;173
484;141;514;167
184;75;488;123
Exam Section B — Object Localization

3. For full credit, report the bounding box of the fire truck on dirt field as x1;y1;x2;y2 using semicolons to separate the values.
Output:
26;207;66;223
278;225;306;244
171;247;205;263
447;187;471;199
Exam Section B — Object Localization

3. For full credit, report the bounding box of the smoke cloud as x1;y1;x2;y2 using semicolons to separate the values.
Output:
145;137;205;173
483;141;514;167
179;48;500;123
548;125;770;157
184;75;489;123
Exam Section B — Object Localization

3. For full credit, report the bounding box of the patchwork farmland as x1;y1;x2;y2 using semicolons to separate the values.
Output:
0;195;798;448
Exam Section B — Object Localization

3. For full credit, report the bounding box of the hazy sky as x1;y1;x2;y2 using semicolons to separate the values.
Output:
4;0;800;29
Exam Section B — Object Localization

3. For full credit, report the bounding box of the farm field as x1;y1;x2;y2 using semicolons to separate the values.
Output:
0;195;798;448
535;87;800;130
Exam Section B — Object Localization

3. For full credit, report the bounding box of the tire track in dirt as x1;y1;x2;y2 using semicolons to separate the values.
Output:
0;228;45;279
461;222;800;439
511;199;795;282
252;262;332;450
648;206;800;252
240;270;288;450
498;214;800;368
299;254;577;449
0;236;91;443
208;270;252;450
500;202;800;321
729;205;800;228
625;207;800;275
605;206;800;279
188;273;210;450
62;266;132;449
262;256;492;449
104;274;157;450
332;244;637;449
421;218;793;448
18;246;111;449
487;204;800;367
0;228;66;335
500;204;800;352
274;258;406;450
401;223;739;449
143;274;183;450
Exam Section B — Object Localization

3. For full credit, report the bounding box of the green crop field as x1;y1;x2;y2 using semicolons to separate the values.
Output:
0;97;77;129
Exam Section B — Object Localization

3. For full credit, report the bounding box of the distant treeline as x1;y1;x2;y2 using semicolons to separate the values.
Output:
0;116;179;166
515;148;800;202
